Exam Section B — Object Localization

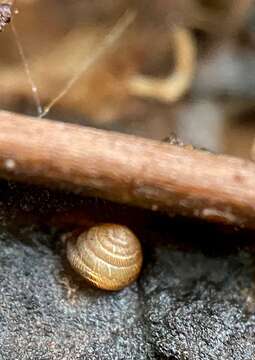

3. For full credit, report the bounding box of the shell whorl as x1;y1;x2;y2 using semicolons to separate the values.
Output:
67;224;143;291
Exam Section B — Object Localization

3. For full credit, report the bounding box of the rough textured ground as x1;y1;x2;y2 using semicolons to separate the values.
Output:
0;182;255;360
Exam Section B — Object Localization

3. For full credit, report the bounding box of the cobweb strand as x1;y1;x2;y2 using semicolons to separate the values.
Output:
40;10;136;118
11;22;43;116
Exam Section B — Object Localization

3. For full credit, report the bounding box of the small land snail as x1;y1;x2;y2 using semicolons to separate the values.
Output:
67;223;143;291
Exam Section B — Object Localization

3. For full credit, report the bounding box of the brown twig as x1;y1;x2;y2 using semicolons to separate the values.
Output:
0;110;255;228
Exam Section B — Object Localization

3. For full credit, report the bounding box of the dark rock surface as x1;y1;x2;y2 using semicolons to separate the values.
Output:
142;250;255;360
0;182;255;359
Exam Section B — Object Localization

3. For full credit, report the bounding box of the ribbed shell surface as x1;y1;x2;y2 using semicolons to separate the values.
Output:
67;224;143;290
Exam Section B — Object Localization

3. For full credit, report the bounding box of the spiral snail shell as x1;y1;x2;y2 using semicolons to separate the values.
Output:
67;224;143;291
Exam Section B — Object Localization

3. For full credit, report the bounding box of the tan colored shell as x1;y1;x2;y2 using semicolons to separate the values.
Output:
67;223;143;291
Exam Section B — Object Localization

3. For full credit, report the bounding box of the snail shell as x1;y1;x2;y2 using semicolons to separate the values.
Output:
67;223;143;291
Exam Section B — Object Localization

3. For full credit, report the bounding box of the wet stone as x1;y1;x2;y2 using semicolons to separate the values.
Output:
0;223;255;359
